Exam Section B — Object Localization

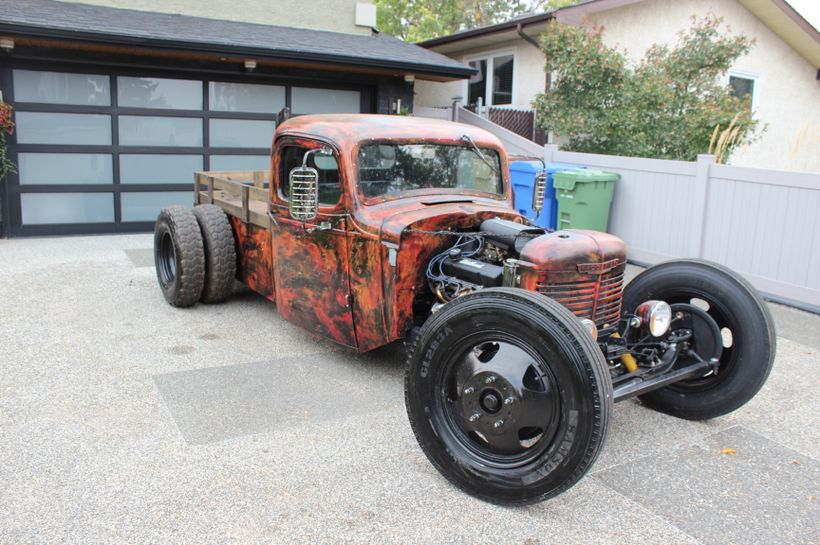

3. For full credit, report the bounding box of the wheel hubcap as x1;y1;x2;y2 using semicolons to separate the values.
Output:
447;340;561;460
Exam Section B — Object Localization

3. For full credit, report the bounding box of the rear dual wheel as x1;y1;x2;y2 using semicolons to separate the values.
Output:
405;288;612;505
154;205;236;307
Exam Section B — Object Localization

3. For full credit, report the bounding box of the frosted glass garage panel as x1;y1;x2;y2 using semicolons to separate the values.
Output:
19;153;112;185
121;191;193;222
209;119;275;148
118;77;202;110
16;112;111;145
120;155;202;184
292;87;361;114
21;193;114;224
209;82;285;113
210;155;270;171
119;116;202;147
13;69;110;106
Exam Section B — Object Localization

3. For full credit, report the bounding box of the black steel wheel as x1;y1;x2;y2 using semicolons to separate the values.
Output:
623;259;776;420
405;288;612;505
153;206;205;308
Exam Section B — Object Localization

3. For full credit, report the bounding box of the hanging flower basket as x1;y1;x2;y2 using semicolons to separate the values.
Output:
0;100;17;179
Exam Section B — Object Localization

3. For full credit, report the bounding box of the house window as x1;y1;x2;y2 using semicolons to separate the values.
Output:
729;71;758;111
466;51;515;107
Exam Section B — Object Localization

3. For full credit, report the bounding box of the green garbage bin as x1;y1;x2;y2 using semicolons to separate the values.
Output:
553;169;620;232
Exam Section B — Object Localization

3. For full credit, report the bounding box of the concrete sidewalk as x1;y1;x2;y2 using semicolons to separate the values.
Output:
1;234;818;545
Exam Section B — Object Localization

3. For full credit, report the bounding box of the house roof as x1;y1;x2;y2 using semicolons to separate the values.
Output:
556;0;820;67
418;12;553;51
420;0;820;68
0;0;475;80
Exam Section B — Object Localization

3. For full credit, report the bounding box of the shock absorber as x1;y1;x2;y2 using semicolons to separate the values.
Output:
610;332;638;373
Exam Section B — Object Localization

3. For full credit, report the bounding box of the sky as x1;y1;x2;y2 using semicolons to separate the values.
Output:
786;0;820;30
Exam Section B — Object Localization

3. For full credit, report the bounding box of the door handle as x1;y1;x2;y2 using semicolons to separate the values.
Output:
307;221;332;233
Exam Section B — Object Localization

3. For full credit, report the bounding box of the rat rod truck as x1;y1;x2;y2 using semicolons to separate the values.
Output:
153;114;775;505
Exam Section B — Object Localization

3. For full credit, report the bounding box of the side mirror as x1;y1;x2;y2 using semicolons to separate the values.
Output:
288;147;331;222
532;170;547;212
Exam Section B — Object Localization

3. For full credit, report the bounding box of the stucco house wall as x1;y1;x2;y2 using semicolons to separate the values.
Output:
416;0;820;172
581;0;820;171
69;0;375;35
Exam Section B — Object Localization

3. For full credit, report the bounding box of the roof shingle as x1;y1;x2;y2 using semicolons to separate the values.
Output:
0;0;474;78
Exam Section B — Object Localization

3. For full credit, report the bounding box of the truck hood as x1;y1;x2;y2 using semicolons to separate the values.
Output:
354;196;520;245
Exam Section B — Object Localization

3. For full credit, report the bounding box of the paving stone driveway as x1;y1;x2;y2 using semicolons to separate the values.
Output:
1;234;818;545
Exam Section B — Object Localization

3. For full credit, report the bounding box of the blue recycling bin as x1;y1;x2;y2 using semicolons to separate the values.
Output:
509;161;582;229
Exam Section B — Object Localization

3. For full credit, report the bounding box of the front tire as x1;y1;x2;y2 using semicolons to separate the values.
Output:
405;288;612;505
154;206;205;308
623;259;776;420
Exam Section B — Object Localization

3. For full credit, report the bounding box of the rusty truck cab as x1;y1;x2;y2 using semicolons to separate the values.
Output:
265;114;520;352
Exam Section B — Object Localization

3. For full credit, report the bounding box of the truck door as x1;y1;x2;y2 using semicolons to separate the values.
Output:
270;139;356;348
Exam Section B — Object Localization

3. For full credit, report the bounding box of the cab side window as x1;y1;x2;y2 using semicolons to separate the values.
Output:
280;145;341;206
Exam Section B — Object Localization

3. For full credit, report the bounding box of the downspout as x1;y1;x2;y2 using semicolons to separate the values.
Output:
516;20;550;90
516;23;542;50
516;21;551;143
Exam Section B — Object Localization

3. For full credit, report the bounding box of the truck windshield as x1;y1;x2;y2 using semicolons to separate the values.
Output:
358;143;503;199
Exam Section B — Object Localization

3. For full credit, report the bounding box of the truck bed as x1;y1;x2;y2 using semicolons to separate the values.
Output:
194;170;270;228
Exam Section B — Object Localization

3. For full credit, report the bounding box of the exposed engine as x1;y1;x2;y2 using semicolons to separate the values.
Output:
425;218;628;329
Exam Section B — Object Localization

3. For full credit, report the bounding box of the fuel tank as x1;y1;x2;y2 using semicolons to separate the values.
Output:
518;230;628;327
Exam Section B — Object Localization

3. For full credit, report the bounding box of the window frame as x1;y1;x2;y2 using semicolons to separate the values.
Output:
1;61;371;236
274;137;346;212
353;139;509;206
462;48;517;108
728;70;760;114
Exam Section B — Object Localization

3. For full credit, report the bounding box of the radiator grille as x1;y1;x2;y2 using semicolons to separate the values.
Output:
536;267;625;327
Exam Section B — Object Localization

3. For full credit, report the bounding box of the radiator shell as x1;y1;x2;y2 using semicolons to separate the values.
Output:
518;230;628;327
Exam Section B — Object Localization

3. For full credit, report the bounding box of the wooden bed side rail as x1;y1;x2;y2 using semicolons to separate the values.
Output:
194;171;271;227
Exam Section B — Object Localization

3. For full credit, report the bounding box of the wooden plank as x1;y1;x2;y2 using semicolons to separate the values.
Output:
242;185;250;223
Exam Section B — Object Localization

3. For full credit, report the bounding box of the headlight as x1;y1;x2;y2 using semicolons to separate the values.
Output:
635;300;672;337
579;318;598;340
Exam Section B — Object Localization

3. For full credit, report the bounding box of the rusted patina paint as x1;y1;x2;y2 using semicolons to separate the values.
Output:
518;230;627;327
269;115;520;352
228;216;275;301
229;114;626;351
269;134;357;349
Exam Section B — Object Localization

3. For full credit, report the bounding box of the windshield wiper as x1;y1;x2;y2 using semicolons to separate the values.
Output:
461;134;500;175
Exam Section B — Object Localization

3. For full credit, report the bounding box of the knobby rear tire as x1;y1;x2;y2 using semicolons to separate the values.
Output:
154;206;205;308
193;204;237;304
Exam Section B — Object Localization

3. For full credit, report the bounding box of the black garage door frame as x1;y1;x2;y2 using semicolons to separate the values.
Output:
0;59;375;237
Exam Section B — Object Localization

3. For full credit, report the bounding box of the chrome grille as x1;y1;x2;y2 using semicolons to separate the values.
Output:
537;267;625;327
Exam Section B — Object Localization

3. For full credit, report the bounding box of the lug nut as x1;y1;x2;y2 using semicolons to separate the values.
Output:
463;386;474;395
485;375;496;384
469;413;480;422
493;420;504;428
504;397;514;405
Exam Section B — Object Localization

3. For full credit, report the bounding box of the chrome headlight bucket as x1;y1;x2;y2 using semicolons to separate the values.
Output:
635;300;672;337
579;318;598;340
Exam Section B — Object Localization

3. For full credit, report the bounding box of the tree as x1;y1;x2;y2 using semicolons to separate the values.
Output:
375;0;576;42
533;15;761;162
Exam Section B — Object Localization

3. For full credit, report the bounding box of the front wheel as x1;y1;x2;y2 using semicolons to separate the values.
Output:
622;259;776;420
405;288;612;505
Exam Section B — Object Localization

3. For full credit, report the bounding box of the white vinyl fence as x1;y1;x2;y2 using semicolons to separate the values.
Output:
420;107;820;312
